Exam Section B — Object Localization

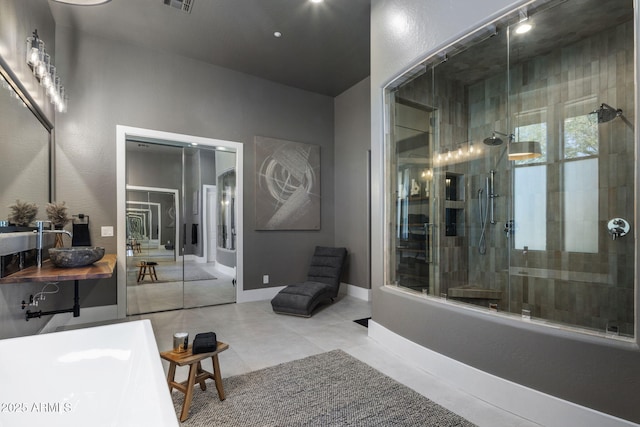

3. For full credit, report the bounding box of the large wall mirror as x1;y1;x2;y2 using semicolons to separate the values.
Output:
0;58;53;227
123;135;238;316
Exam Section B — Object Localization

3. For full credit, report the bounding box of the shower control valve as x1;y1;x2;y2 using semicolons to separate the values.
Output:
607;218;630;240
504;219;514;237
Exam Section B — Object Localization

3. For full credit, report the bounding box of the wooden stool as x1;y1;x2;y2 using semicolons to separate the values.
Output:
136;261;158;282
160;342;229;422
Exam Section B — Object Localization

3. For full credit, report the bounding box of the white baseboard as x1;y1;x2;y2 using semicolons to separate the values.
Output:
368;320;637;427
341;283;371;301
39;305;118;334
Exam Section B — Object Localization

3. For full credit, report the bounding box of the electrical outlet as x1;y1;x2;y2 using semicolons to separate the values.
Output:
262;274;269;285
101;226;114;237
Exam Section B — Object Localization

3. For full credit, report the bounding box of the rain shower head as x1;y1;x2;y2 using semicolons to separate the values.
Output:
483;134;503;146
592;103;622;123
483;131;513;146
483;130;541;160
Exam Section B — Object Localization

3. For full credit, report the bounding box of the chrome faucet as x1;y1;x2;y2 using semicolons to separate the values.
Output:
34;220;73;267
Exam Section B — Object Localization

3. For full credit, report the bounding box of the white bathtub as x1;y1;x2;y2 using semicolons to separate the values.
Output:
0;320;178;427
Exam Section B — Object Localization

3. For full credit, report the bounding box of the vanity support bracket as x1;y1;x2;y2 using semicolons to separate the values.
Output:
25;280;81;321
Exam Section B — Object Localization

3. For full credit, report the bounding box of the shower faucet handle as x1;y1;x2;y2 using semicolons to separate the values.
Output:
607;217;630;240
504;219;514;237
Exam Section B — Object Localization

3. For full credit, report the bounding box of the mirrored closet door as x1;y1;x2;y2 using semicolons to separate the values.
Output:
125;140;236;315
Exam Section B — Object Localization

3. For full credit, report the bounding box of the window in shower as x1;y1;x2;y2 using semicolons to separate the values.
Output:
564;119;599;157
563;98;599;252
384;0;635;338
564;158;598;252
513;113;548;251
514;165;547;251
564;97;599;159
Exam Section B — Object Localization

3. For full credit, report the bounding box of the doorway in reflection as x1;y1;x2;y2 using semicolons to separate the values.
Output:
125;140;236;315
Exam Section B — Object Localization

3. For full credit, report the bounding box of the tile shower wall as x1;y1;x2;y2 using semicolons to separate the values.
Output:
467;70;511;306
477;20;634;334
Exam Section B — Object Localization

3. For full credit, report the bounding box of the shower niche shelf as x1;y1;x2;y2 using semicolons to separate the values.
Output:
445;208;464;237
445;172;464;201
444;173;464;237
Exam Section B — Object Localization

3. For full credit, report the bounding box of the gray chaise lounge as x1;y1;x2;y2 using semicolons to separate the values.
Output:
271;246;347;317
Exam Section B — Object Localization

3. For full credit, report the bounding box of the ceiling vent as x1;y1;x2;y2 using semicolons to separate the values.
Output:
163;0;193;13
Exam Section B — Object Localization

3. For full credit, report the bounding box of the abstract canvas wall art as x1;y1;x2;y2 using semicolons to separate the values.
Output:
255;136;320;230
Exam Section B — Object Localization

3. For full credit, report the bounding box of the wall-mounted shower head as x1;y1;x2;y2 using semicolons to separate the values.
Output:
592;103;623;123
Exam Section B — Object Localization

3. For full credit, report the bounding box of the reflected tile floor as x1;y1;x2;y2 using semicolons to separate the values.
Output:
127;262;236;314
130;296;538;427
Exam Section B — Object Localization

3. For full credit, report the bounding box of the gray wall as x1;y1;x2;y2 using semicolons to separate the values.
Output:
370;0;640;423
53;24;336;297
334;77;371;288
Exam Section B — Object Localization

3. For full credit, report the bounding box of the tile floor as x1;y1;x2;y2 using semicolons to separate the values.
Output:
130;295;539;427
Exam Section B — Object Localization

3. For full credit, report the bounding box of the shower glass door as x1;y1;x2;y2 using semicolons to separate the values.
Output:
386;0;635;338
389;95;435;294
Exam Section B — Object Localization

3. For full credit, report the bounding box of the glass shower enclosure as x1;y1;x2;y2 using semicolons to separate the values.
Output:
386;0;635;337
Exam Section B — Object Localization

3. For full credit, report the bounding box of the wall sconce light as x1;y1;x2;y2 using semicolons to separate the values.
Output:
26;29;67;113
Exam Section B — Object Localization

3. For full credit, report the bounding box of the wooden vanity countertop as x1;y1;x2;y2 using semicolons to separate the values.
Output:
0;253;116;284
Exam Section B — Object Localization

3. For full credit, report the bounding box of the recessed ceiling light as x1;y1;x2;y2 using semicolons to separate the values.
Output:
51;0;112;5
274;31;282;38
310;0;324;3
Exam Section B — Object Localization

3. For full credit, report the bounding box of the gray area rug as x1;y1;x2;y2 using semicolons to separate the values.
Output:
172;349;475;426
127;265;216;284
